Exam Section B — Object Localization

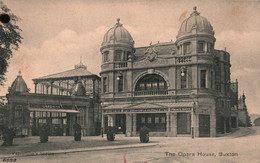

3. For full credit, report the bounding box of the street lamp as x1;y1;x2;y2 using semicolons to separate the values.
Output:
180;66;186;77
190;93;197;139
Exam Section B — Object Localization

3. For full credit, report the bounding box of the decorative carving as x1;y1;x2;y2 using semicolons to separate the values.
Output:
144;44;158;62
133;58;168;67
176;56;192;63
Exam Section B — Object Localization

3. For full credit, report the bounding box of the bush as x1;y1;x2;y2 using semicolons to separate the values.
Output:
39;124;50;143
106;126;115;141
2;127;16;146
73;123;82;141
139;126;149;143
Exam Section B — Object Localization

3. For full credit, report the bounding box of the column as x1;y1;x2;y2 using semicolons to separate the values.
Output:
194;114;199;137
169;113;177;137
34;82;38;94
50;81;54;95
66;81;69;96
210;113;216;137
58;82;61;95
166;112;170;136
132;113;137;136
126;113;132;137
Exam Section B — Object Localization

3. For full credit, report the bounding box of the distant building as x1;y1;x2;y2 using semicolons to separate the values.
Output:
230;80;239;128
100;7;233;137
238;92;252;127
6;62;101;137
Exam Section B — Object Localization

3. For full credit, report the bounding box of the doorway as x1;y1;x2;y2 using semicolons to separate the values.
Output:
177;113;191;134
199;114;210;137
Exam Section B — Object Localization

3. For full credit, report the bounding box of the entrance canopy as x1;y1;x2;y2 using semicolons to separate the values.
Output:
103;102;194;114
29;108;79;113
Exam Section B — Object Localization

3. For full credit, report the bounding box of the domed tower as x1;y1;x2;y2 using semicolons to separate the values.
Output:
8;71;30;94
100;18;135;95
176;6;215;55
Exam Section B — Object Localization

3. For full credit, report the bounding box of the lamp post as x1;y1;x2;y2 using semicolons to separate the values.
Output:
190;93;197;139
100;102;104;138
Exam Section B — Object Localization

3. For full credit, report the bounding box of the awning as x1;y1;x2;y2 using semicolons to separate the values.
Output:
103;102;194;110
103;102;194;114
28;108;79;113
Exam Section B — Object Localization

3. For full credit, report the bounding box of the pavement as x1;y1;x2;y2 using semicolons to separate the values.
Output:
0;127;256;161
0;135;158;159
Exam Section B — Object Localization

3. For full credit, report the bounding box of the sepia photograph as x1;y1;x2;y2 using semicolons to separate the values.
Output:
0;0;260;162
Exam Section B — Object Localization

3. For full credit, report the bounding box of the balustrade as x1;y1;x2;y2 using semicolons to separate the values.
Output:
134;90;168;96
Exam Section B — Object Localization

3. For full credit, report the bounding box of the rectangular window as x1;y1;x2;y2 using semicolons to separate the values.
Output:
198;41;204;53
103;77;107;93
181;70;187;89
161;117;166;123
200;70;206;88
103;51;109;62
152;82;158;89
159;81;165;89
115;50;122;61
141;117;145;123
140;83;145;90
118;76;123;92
146;82;152;90
183;42;191;54
155;117;159;123
148;117;152;123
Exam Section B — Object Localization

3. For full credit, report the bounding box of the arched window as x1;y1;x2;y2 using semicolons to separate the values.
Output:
103;51;109;62
135;74;167;91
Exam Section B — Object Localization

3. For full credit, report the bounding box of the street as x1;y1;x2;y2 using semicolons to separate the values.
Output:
5;127;260;163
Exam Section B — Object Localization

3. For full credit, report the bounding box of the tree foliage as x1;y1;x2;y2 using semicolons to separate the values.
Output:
0;1;22;86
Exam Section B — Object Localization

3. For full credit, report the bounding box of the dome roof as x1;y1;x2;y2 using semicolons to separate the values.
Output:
8;71;29;94
72;80;86;96
177;7;214;39
101;18;134;48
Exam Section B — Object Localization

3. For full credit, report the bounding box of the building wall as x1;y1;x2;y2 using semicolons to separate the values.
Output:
6;93;100;136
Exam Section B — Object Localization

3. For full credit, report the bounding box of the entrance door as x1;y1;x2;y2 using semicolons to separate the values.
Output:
199;114;210;137
115;114;126;134
177;113;191;134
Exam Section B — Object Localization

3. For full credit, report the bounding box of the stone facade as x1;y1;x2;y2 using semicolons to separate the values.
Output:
100;7;233;137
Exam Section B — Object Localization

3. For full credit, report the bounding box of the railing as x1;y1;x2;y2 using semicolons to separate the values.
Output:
114;62;128;68
134;90;168;96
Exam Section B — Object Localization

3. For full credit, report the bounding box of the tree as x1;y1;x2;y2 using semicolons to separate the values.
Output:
0;1;22;86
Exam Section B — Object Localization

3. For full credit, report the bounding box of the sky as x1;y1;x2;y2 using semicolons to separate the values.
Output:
1;0;260;114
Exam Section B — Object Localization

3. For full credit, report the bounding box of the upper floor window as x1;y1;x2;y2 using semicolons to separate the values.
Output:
200;70;206;88
183;42;191;55
127;51;132;60
181;70;187;89
103;77;107;93
135;74;167;91
103;51;109;62
115;50;122;61
198;41;204;53
117;76;123;92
